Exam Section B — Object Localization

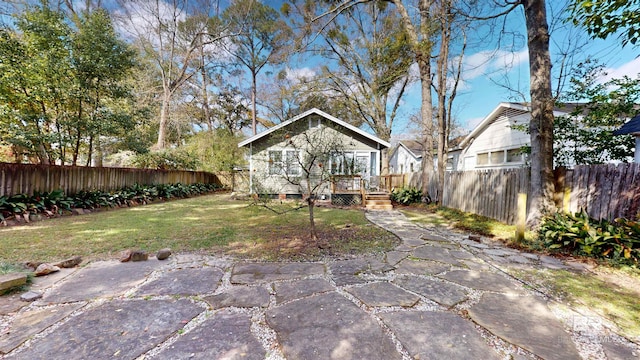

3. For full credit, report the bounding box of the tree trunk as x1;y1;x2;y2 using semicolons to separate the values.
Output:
251;70;257;136
419;56;435;201
156;89;171;150
523;0;555;226
435;1;452;204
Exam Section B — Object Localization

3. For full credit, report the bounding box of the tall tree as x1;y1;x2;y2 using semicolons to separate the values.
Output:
569;0;640;47
117;0;225;149
222;0;292;135
313;2;413;174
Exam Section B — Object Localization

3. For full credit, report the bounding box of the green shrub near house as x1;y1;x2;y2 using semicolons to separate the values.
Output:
390;187;423;205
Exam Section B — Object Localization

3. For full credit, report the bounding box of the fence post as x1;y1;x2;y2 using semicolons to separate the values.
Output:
516;192;527;243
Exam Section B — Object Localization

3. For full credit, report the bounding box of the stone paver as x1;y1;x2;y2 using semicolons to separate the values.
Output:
204;286;270;309
468;293;582;360
380;311;501;360
345;282;420;307
328;259;371;286
230;262;325;284
394;276;467;308
266;292;401;360
438;269;520;293
412;245;462;266
394;258;450;276
385;251;408;266
5;299;203;360
0;303;83;354
602;340;639;360
274;279;334;304
152;311;265;360
136;267;223;296
42;260;164;303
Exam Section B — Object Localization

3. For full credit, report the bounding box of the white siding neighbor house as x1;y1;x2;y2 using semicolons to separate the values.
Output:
238;108;390;197
389;140;422;174
456;102;573;170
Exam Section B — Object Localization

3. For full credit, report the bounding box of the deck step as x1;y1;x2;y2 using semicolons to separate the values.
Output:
364;192;393;210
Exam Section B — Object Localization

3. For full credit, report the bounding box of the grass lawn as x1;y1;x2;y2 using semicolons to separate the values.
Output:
0;193;398;263
399;204;640;342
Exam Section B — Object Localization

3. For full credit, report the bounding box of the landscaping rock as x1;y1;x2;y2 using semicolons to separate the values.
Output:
119;249;132;262
468;234;482;242
53;256;82;269
120;249;148;262
0;273;27;291
395;258;450;276
130;250;148;262
20;291;42;302
230;262;325;284
438;269;519;293
34;263;60;277
71;208;85;215
156;248;171;260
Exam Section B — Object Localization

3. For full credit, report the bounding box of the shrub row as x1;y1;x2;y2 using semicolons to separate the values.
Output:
0;182;223;223
390;187;423;205
539;210;640;265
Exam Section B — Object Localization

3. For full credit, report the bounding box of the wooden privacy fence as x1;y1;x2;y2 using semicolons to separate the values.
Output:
400;163;640;224
0;162;222;197
556;163;640;221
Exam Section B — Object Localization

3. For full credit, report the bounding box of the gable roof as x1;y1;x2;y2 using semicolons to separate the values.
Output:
613;114;640;135
397;140;424;159
238;108;391;148
459;102;578;149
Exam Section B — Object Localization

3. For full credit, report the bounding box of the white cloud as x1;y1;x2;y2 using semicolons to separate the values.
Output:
285;67;316;83
461;49;529;82
600;57;640;82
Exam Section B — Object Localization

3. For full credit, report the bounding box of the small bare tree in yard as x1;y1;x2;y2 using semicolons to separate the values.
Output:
252;121;348;244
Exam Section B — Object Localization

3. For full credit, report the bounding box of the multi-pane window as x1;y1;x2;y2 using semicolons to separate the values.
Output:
268;151;282;175
269;150;300;176
477;148;525;166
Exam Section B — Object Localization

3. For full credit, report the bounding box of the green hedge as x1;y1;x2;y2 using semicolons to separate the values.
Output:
0;183;223;223
390;187;423;205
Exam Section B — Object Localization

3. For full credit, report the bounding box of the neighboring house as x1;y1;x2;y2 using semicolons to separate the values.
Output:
456;102;574;170
613;114;640;163
389;140;422;174
238;108;390;197
389;137;465;174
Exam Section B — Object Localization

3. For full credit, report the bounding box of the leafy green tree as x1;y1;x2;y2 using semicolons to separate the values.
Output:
569;0;640;46
185;129;246;172
222;0;292;135
555;63;637;165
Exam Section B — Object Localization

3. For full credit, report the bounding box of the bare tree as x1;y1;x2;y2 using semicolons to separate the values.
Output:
115;0;227;149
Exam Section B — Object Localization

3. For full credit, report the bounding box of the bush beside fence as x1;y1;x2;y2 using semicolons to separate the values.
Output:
0;162;222;197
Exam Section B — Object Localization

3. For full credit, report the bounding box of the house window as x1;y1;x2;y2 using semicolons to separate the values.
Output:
309;117;320;128
506;148;524;163
285;150;300;176
269;151;283;175
399;164;404;174
410;163;414;172
269;150;300;176
491;151;504;164
330;152;356;175
477;153;488;166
